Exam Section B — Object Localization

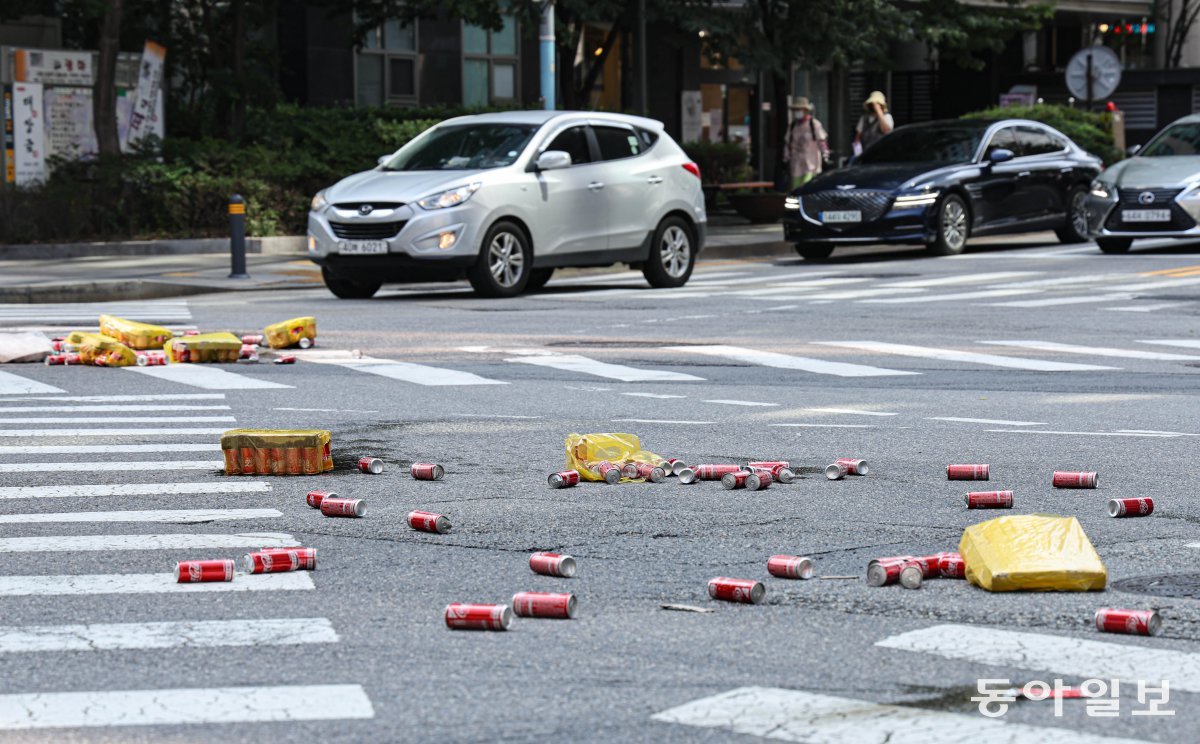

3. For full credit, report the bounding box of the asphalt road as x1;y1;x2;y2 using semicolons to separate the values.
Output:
1;234;1199;743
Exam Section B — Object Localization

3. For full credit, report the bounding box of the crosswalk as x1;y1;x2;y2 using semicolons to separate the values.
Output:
0;300;193;326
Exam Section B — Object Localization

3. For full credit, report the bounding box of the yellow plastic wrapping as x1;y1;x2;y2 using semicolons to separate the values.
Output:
75;333;137;367
64;330;92;345
565;433;665;482
165;332;242;363
263;316;316;349
99;314;173;350
220;428;333;475
959;514;1107;592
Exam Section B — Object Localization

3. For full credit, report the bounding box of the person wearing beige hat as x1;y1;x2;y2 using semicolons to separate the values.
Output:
783;97;830;189
854;90;894;154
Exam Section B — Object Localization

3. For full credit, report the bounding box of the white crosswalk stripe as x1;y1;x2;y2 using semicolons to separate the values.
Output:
0;617;336;653
1138;339;1200;350
297;349;508;385
0;531;297;553
665;344;918;377
0;460;222;473
816;341;1119;372
0;427;229;437
0;415;235;424
0;572;315;596
0;301;192;325
986;293;1134;308
0;370;64;395
508;353;704;382
882;271;1042;288
0;481;269;499
0;393;226;402
980;340;1200;361
125;364;293;390
861;288;1041;304
0;443;218;455
0;404;230;412
0;508;281;524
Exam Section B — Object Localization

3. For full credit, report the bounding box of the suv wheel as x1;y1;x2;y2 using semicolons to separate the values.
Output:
468;220;531;297
1097;237;1133;254
927;194;970;256
1055;186;1090;244
795;243;835;260
321;267;381;299
643;216;695;288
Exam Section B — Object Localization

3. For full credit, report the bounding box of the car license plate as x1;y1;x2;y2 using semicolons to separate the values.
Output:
1121;209;1171;223
337;240;388;255
821;210;862;224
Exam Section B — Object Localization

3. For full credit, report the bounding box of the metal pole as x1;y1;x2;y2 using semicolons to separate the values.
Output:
635;0;647;115
539;1;556;111
1086;52;1094;110
228;194;250;279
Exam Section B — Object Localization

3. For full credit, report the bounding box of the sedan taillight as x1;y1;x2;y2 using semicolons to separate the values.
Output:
682;162;701;179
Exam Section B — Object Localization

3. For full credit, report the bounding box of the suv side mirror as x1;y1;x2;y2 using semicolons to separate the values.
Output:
535;150;572;171
1126;144;1142;157
988;148;1015;164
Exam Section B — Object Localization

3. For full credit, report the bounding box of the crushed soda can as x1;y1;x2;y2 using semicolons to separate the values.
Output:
707;577;765;604
676;467;698;484
1053;471;1098;489
357;457;384;474
512;591;576;619
530;552;576;578
767;555;814;580
274;355;297;364
444;603;512;631
589;460;621;484
965;490;1014;509
824;463;848;480
899;561;924;590
547;470;580;489
695;464;741;481
947;464;989;480
938;552;966;579
666;458;689;476
721;471;750;490
411;462;445;481
1095;608;1161;636
408;510;451;534
175;559;234;583
320;497;365;518
622;461;665;482
1108;497;1153;518
306;490;336;509
239;344;259;360
836;458;870;476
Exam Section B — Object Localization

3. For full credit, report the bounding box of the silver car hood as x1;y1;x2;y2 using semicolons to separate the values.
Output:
326;169;490;204
1106;156;1200;188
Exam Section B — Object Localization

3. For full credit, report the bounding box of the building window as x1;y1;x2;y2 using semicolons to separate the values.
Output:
463;17;519;107
356;19;418;106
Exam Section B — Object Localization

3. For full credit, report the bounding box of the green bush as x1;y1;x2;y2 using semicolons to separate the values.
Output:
680;140;751;184
962;104;1122;165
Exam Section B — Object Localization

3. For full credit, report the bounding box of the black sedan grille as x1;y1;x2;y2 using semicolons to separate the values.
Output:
329;221;406;240
801;191;893;223
1105;188;1194;232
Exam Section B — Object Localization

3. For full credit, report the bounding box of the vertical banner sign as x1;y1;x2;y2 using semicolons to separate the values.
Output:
124;41;166;149
3;86;14;184
12;82;46;186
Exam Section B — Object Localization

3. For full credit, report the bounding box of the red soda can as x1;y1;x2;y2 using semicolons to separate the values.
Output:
512;591;577;619
745;470;772;490
676;467;698;484
707;577;766;604
444;603;513;631
1108;497;1153;518
530;552;577;578
259;547;317;570
320;497;365;518
899;561;924;590
947;464;989;480
622;461;665;482
547;470;580;489
183;330;200;336
175;559;235;583
306;490;336;509
242;334;264;346
408;509;451;534
939;552;967;579
589;460;621;484
965;490;1014;509
243;551;300;574
274;355;296;364
770;466;796;484
909;555;943;578
748;460;790;471
1095;608;1161;636
411;462;445;481
357;457;383;474
836;458;870;476
867;556;914;587
45;353;82;366
695;464;742;481
825;463;848;480
666;458;688;476
136;351;167;366
721;470;750;490
298;336;313;349
239;344;258;360
767;555;814;580
1053;471;1097;489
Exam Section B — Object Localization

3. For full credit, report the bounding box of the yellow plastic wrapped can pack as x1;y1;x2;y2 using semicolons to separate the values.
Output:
565;433;665;482
75;333;137;367
263;316;316;349
959;514;1107;592
99;314;173;350
221;429;333;476
164;332;242;363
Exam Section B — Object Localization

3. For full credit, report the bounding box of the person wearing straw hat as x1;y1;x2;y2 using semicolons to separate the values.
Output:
783;97;829;189
854;90;894;154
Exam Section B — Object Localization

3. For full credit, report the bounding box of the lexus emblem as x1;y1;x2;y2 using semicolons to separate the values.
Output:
358;204;374;215
1138;191;1156;205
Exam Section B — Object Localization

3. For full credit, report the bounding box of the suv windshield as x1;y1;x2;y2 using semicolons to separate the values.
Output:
1140;122;1200;156
381;124;538;171
859;125;985;164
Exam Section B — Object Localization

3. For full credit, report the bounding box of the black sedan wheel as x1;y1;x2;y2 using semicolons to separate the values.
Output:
927;194;970;256
1097;237;1133;254
795;243;835;260
1055;186;1090;244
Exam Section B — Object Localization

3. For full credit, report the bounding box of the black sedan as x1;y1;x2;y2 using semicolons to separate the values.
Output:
783;119;1103;259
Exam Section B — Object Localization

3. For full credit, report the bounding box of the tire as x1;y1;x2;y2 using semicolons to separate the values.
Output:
1097;237;1133;254
1055;186;1090;244
642;216;696;288
927;194;970;256
468;220;532;297
527;268;555;291
794;243;835;260
321;267;381;299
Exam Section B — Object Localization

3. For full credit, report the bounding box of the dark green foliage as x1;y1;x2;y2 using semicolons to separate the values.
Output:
679;141;750;184
963;104;1122;165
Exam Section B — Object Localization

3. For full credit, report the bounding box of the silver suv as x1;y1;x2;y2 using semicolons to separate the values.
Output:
308;111;707;298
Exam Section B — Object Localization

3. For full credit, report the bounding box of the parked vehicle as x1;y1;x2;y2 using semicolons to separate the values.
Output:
308;111;706;298
782;119;1102;259
1087;115;1200;253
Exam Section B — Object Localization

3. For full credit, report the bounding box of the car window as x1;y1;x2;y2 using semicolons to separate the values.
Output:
1017;126;1064;156
1140;122;1200;156
985;127;1021;158
380;123;537;171
636;127;659;149
594;125;644;160
857;124;984;164
544;126;592;165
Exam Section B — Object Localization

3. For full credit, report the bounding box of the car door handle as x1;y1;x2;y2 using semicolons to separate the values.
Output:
1017;171;1032;179
647;175;663;185
588;181;606;191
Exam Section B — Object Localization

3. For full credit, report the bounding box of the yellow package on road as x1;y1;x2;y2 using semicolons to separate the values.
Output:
164;332;242;363
959;514;1107;592
263;316;316;349
75;333;137;367
221;428;333;475
99;314;173;350
565;432;665;482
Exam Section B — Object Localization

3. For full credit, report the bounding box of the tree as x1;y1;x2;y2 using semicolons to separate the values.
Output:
95;0;125;157
1166;0;1200;68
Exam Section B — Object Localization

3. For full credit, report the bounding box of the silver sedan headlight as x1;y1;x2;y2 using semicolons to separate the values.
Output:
416;183;481;210
310;190;328;211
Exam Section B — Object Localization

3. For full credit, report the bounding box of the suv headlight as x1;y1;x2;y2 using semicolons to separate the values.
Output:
1090;180;1113;199
416;183;481;210
310;190;328;211
891;189;940;210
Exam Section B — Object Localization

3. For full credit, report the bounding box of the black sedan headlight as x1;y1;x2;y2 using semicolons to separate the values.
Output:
890;190;940;212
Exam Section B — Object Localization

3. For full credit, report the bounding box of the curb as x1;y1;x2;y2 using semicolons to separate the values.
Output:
0;237;307;261
0;280;255;304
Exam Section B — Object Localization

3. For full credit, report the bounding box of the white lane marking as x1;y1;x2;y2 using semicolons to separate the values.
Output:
612;418;716;425
0;532;297;553
0;460;221;473
883;271;1042;288
801;287;926;301
1106;276;1200;292
733;278;868;296
771;423;878;428
861;288;1040;304
0;404;230;412
803;407;897;416
509;354;704;382
979;340;1200;361
552;269;646;284
1109;303;1190;312
0;508;282;524
0;393;225;402
877;624;1200;694
125;365;293;390
988;273;1119;289
665;344;918;378
650;686;1144;743
986;293;1134;308
0;617;336;653
702;399;779;407
816;341;1119;372
623;392;688;399
0;443;218;455
1138;339;1200;349
0;427;229;437
929;417;1046;426
1117;429;1198;435
986;429;1182;438
350;362;507;386
0;372;64;396
448;413;541;419
0;572;314;597
0;684;373;729
0;480;270;500
0;415;236;424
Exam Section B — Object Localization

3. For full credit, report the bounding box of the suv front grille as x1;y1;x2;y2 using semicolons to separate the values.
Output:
329;221;406;240
1106;188;1194;232
801;191;893;224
